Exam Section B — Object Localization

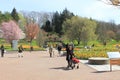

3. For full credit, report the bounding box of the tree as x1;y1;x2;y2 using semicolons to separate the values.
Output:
60;8;74;24
18;13;27;31
2;12;12;22
0;11;2;24
115;29;120;41
36;29;46;47
52;11;61;34
0;11;12;24
42;20;52;32
95;21;117;45
11;8;19;22
60;8;74;35
63;16;97;46
106;30;116;39
0;29;3;38
52;9;74;36
21;11;53;27
96;21;108;45
100;0;120;6
25;22;40;46
1;20;24;47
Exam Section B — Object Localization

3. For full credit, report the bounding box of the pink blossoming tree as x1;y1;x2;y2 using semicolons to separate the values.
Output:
1;20;24;48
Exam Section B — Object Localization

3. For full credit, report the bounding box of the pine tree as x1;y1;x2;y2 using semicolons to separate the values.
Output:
11;8;19;22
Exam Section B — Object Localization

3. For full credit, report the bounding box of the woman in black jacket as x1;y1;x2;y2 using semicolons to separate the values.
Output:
1;44;5;57
66;44;74;69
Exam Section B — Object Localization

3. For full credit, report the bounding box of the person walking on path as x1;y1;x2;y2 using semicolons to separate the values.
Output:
18;45;24;58
66;44;74;69
1;44;5;57
49;45;53;57
30;46;33;52
57;44;62;56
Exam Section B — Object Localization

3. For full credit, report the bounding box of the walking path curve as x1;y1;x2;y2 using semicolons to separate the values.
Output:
0;49;120;80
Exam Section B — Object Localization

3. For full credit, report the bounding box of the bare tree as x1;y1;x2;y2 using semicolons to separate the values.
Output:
20;11;53;26
100;0;120;6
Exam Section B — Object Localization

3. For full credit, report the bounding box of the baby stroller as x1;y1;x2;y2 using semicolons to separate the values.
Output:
71;57;80;69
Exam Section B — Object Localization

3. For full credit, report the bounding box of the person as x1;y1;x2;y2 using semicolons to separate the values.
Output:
49;45;53;57
18;45;24;57
103;41;106;46
116;44;119;49
66;44;74;69
69;42;74;49
57;44;62;56
30;46;33;52
91;44;94;47
1;45;5;57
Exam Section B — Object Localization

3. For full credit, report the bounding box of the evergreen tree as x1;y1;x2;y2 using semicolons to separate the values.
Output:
52;9;74;36
52;11;61;34
60;8;74;24
11;8;19;22
42;20;52;32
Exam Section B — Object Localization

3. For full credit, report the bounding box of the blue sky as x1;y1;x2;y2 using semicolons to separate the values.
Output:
1;0;120;24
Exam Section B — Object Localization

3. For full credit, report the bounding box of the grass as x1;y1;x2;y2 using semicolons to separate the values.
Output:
1;38;120;58
0;39;46;51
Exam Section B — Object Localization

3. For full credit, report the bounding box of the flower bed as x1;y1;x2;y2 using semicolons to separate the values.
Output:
74;51;108;60
22;45;45;51
61;48;80;51
74;46;118;60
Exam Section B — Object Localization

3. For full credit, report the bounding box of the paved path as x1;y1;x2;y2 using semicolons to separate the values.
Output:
0;49;120;80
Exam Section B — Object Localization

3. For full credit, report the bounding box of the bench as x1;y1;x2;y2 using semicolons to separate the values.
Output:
88;57;109;65
107;52;120;71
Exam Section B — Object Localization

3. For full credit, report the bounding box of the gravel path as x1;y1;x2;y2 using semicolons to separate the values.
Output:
0;50;120;80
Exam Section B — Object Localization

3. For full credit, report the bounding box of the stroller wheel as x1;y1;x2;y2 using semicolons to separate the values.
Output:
71;65;75;69
71;66;74;69
77;65;79;69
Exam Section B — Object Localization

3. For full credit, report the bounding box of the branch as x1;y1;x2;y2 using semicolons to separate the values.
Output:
98;0;120;6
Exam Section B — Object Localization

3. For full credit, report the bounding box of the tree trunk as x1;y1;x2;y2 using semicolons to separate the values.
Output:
10;42;13;48
77;38;81;45
78;41;80;45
